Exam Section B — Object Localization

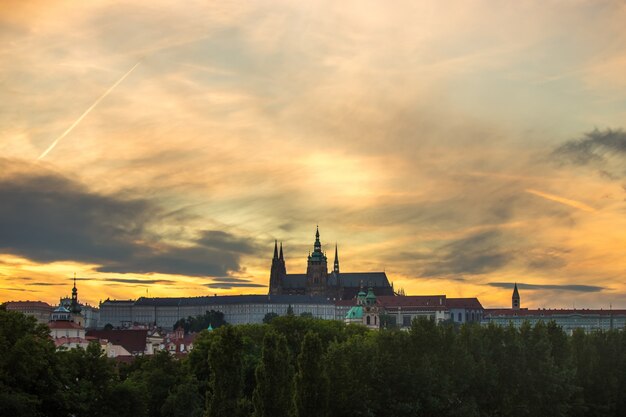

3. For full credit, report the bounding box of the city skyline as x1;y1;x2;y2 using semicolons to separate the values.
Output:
2;1;626;308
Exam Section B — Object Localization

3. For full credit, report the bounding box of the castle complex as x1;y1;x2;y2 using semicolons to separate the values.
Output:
268;227;395;300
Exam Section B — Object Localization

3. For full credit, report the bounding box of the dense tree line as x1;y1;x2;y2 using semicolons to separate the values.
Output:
2;306;626;417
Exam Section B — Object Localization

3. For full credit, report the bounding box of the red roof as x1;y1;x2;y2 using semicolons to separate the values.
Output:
86;330;148;354
49;321;83;329
446;298;483;310
54;337;89;347
485;308;626;317
6;301;52;308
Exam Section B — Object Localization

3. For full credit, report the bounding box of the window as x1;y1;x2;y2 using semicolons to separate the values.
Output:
458;312;462;322
366;316;371;325
402;315;412;327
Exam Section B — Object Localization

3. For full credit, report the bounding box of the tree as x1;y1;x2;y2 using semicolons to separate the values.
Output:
300;312;313;318
206;326;246;417
0;309;65;417
252;331;293;417
294;331;329;417
286;305;294;316
174;310;226;333
263;312;279;324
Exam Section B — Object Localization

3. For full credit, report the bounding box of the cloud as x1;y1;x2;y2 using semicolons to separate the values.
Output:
553;128;626;170
205;283;266;289
0;160;259;277
421;231;515;277
72;277;175;285
487;282;606;293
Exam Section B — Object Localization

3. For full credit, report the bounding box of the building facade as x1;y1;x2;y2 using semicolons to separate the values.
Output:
482;285;626;334
4;301;53;324
269;227;395;300
100;294;337;329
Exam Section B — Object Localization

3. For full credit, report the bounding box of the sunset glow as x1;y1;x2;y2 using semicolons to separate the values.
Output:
2;0;626;308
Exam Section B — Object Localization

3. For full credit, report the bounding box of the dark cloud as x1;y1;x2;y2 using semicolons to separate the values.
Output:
205;282;266;289
421;231;514;277
0;161;259;277
553;128;626;167
25;282;63;286
487;282;605;293
70;277;176;285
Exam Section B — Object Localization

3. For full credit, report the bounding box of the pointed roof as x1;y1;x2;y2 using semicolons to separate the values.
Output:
273;240;278;259
279;242;284;260
333;243;339;273
512;283;520;298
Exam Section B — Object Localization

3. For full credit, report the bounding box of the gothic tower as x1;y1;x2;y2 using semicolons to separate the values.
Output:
306;226;328;296
512;282;520;310
269;241;286;295
333;244;340;274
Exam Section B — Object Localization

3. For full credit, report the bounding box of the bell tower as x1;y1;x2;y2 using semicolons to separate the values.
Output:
512;282;520;310
306;226;328;296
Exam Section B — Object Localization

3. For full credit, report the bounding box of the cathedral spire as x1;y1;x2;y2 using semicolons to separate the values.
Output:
313;226;322;253
333;243;340;274
273;240;278;259
279;242;284;260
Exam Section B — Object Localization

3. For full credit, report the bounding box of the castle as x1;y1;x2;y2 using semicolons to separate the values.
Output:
268;227;395;300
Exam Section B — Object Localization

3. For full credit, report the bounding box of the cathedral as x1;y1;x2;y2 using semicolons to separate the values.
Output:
268;227;395;300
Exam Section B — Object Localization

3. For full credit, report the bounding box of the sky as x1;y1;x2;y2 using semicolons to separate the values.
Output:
1;0;626;309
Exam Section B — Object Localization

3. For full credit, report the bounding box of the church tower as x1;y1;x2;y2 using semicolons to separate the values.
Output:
512;282;520;310
333;244;340;274
306;226;328;296
269;241;286;295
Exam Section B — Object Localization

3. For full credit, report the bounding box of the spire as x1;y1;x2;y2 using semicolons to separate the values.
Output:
333;243;340;273
512;282;520;310
273;240;278;259
313;225;322;253
279;242;284;260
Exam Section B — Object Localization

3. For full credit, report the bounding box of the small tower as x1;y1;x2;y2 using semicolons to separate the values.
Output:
512;283;520;310
269;241;286;295
69;274;85;327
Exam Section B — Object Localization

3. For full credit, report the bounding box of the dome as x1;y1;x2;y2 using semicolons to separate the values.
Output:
345;306;363;320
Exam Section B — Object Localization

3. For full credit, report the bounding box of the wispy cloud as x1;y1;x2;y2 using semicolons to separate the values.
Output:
525;189;596;213
487;282;606;293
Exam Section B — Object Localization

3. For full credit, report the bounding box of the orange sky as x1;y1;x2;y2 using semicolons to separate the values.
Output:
2;1;626;308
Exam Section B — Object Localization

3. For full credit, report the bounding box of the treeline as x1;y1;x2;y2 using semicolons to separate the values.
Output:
2;307;626;417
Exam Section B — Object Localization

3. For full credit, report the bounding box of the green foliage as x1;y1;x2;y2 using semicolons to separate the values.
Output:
263;312;279;324
173;310;226;333
252;331;293;417
3;310;626;417
206;325;247;417
294;331;330;417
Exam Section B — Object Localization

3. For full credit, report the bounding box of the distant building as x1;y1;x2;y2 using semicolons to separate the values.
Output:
269;227;395;300
100;294;337;329
49;277;91;349
4;301;52;324
447;298;484;324
59;296;100;329
339;294;484;329
482;285;626;334
345;288;381;330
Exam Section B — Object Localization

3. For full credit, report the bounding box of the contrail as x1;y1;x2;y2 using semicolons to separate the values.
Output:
525;188;596;213
38;61;141;160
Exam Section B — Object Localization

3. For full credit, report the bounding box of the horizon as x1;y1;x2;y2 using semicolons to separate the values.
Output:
2;1;626;309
